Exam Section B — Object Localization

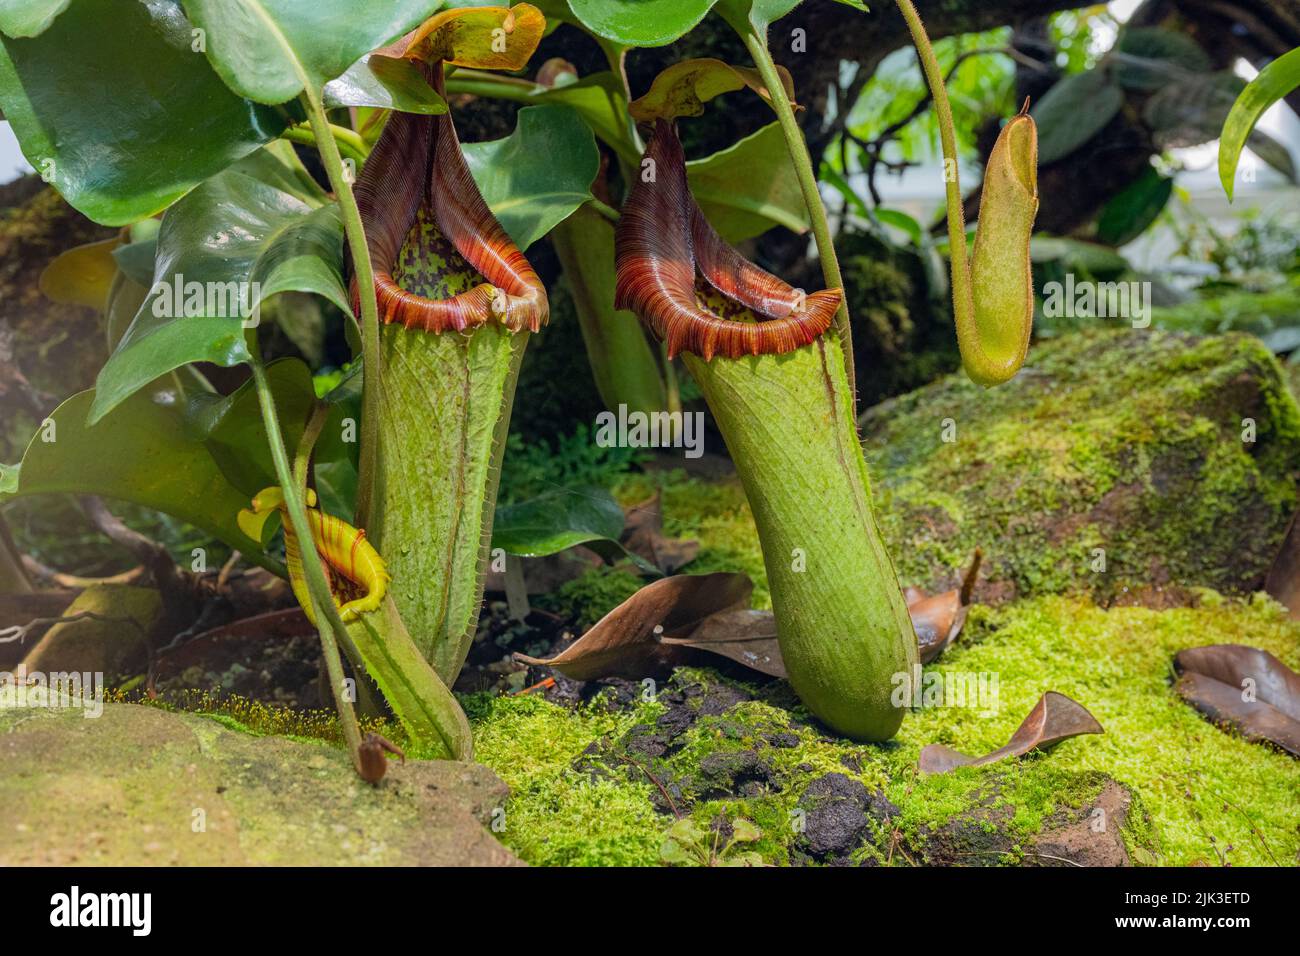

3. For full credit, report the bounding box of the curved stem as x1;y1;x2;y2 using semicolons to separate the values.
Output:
298;86;383;527
281;122;370;165
740;29;856;397
585;197;621;224
894;0;974;335
250;357;363;771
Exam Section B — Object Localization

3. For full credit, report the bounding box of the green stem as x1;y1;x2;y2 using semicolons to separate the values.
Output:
250;357;364;770
586;197;621;224
281;122;370;165
740;29;856;397
298;87;383;527
894;0;974;333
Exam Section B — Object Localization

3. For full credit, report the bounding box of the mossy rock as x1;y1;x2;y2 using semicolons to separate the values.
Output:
862;329;1300;603
471;593;1300;866
0;703;518;865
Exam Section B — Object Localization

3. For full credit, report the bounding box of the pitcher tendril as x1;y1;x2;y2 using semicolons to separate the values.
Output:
894;0;1040;388
239;486;389;626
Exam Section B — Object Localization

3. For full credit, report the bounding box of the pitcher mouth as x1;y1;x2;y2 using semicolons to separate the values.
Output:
613;119;840;362
350;58;547;336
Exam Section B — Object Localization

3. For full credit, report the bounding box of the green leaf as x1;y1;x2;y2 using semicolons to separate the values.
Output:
0;388;271;566
323;53;448;114
446;68;638;165
92;154;351;424
1096;166;1172;247
873;208;924;245
567;0;716;47
0;0;71;38
687;122;809;242
180;0;444;105
463;104;599;250
185;357;358;502
113;239;159;289
1219;47;1300;201
184;358;315;496
715;0;800;33
0;0;289;225
492;485;624;556
491;485;659;574
1114;27;1210;92
820;163;869;218
1031;236;1130;280
1031;70;1125;164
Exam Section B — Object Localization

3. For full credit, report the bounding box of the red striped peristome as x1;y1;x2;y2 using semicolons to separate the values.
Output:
350;60;547;335
614;119;840;361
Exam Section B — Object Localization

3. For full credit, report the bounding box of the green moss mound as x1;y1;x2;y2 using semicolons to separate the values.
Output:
472;594;1300;866
862;329;1300;601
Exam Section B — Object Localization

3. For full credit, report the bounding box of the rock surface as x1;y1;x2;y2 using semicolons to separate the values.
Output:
0;703;519;866
864;329;1300;604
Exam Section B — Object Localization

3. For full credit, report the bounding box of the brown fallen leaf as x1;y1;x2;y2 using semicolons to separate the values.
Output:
660;607;785;677
1173;644;1300;757
513;572;752;680
910;549;982;664
518;551;986;683
621;491;700;575
918;691;1104;774
1264;511;1300;620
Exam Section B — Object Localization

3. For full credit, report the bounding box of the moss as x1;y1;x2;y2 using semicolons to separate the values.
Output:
466;690;665;866
614;470;771;608
885;593;1300;866
534;565;645;630
470;595;1300;866
862;329;1300;600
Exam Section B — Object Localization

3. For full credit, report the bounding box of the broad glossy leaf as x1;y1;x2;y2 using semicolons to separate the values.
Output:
0;0;70;38
464;104;599;250
0;388;270;566
1114;27;1210;91
687;121;809;241
628;57;795;122
567;0;716;47
323;53;447;114
376;2;545;70
184;358;316;497
447;67;638;164
113;238;159;289
1219;47;1300;200
0;0;288;225
38;236;121;310
1096;166;1172;247
1031;70;1124;164
534;72;634;161
92;155;350;424
491;485;624;556
180;0;444;104
714;0;800;33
